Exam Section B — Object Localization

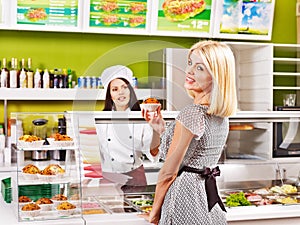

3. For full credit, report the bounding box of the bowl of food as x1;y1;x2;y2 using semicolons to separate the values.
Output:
21;203;41;217
56;201;77;216
38;164;65;182
19;196;33;208
22;164;40;180
51;194;68;207
18;135;45;148
35;197;54;211
48;133;74;147
140;97;161;112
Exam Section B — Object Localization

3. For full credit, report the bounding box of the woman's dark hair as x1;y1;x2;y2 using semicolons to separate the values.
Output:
103;78;141;111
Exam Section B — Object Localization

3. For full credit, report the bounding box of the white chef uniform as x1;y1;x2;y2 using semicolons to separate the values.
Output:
96;119;157;173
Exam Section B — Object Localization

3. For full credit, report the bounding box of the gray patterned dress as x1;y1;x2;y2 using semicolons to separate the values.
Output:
158;104;228;225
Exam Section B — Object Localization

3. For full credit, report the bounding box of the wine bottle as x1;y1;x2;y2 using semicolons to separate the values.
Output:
0;58;9;88
27;58;34;88
19;58;27;88
16;58;21;88
9;58;17;88
43;69;50;88
34;68;41;88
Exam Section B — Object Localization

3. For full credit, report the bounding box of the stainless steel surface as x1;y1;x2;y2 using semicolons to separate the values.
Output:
218;179;296;192
31;150;48;161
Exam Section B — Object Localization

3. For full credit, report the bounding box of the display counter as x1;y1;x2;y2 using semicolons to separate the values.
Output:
2;164;300;225
2;181;300;225
1;111;300;224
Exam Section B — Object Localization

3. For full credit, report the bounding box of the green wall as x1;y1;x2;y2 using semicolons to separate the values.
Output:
0;0;297;124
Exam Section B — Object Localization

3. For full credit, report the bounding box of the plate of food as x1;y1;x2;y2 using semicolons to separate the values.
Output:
51;194;68;207
56;202;77;216
22;164;40;180
38;164;65;182
47;133;74;147
18;135;45;148
19;196;33;208
35;197;54;211
21;203;41;217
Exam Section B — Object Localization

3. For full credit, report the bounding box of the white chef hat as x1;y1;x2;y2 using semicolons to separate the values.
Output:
101;65;133;89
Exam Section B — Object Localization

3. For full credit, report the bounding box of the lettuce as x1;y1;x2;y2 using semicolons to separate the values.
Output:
226;192;251;207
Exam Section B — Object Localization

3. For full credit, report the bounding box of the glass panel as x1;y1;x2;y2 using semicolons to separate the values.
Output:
11;112;82;222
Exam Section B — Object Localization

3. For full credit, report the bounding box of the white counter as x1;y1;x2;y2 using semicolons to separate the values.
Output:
82;205;300;225
1;190;300;225
2;166;300;225
227;204;300;224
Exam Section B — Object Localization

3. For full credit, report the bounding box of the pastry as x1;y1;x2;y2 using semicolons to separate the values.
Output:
229;124;254;131
19;196;32;203
35;197;53;205
56;202;76;210
51;194;68;201
50;133;73;141
21;203;41;211
40;164;65;175
19;135;42;142
142;97;160;104
22;164;40;174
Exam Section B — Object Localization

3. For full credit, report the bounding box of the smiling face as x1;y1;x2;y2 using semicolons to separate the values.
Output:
110;78;131;111
184;51;212;103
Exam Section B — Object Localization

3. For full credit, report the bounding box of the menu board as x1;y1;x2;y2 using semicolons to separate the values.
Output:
16;0;79;27
214;0;275;40
151;0;215;37
88;0;149;32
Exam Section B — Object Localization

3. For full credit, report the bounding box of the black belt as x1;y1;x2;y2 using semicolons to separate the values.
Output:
177;166;226;212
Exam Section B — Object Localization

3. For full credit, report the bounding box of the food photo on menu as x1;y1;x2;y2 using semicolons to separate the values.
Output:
89;0;148;29
16;0;79;27
155;0;213;33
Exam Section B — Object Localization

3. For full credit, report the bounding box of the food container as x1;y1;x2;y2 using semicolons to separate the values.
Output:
57;208;77;216
47;138;74;147
82;208;108;215
110;207;138;213
37;203;53;211
100;200;140;214
21;209;41;217
21;173;38;180
38;173;65;182
140;103;161;112
18;140;45;148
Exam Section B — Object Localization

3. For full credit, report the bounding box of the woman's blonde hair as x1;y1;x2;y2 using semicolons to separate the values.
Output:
188;40;237;117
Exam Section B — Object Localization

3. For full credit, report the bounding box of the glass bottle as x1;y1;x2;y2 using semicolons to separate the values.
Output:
34;68;41;88
0;58;9;88
9;58;17;88
43;69;50;88
27;58;34;88
19;58;27;88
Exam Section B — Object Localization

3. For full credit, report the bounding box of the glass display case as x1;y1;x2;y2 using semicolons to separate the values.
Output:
5;110;300;224
10;112;82;222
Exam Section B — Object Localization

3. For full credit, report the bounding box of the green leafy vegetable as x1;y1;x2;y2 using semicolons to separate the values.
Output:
226;192;251;207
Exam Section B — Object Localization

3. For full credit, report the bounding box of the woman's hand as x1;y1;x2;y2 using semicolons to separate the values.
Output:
137;212;159;225
142;105;165;135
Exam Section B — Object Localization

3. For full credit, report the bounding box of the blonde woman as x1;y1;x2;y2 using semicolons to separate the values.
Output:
141;41;237;224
